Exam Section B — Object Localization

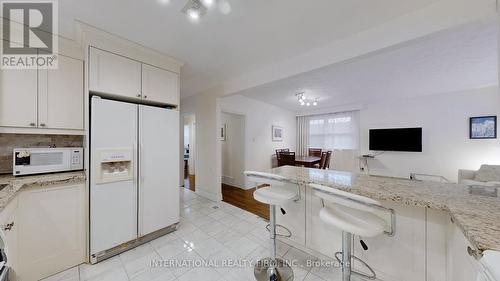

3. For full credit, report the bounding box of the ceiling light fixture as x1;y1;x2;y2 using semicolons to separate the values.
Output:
296;92;319;107
181;0;227;20
187;8;200;19
202;0;214;7
181;0;207;20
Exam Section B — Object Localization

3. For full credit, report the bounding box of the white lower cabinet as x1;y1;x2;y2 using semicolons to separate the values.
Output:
305;187;343;257
5;182;86;281
301;195;450;281
352;202;427;281
0;197;19;281
276;185;306;245
446;219;480;281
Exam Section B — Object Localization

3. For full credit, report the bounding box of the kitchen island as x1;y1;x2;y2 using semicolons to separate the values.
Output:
256;165;500;281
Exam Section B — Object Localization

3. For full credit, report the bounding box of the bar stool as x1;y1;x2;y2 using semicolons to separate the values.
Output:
245;171;300;281
311;183;396;281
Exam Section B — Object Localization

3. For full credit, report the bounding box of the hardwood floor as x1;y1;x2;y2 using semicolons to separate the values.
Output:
184;160;195;191
222;183;269;220
184;175;195;192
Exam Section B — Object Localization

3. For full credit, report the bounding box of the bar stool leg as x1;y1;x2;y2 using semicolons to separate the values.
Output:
254;205;294;281
342;231;352;281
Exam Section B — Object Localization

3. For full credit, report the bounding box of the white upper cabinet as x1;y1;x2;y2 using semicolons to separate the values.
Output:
0;39;84;132
141;64;179;105
38;54;84;130
89;47;142;99
0;67;38;128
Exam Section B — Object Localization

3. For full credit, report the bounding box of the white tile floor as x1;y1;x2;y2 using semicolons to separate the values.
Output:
42;188;349;281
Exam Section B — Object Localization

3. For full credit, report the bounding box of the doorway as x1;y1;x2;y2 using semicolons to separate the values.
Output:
183;114;195;191
220;112;269;219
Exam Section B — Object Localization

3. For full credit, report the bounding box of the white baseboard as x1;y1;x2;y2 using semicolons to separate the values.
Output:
221;176;253;190
195;188;222;202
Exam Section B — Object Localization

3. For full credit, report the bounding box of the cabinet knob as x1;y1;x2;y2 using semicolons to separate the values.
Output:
29;123;36;127
144;95;148;99
2;222;14;231
40;123;46;127
136;94;141;98
467;246;483;260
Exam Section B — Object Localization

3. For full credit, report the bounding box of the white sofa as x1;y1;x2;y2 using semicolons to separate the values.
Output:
459;165;500;187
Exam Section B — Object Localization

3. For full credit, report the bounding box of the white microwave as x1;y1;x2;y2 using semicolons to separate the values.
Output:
13;147;84;176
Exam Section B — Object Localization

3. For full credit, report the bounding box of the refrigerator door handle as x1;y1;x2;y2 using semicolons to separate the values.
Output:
140;142;145;183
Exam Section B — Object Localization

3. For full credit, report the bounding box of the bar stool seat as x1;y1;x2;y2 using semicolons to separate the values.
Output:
311;183;392;281
254;186;299;206
245;171;298;281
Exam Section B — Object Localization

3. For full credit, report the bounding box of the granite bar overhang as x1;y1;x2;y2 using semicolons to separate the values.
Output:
263;165;500;253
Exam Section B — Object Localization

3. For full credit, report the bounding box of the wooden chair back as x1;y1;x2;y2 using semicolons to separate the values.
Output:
323;151;333;169
308;148;322;157
275;148;290;160
319;152;327;169
280;152;296;167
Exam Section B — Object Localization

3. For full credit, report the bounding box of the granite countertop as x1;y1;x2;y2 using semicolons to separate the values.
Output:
0;171;86;211
266;166;500;253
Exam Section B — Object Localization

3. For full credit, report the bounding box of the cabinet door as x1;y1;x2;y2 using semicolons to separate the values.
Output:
0;197;18;281
276;184;305;245
0;41;38;128
89;47;141;99
38;54;84;130
305;187;343;257
446;221;480;281
141;64;179;105
353;202;426;281
18;183;85;281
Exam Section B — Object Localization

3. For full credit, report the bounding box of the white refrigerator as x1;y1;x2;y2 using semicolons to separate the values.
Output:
90;97;179;260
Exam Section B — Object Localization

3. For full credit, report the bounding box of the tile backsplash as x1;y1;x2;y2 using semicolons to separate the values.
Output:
0;134;84;174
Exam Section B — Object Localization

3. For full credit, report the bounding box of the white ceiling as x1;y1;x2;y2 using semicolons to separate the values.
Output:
234;19;498;113
56;0;441;97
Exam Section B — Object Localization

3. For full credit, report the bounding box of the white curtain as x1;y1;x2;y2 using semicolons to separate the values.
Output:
296;116;310;156
308;111;360;151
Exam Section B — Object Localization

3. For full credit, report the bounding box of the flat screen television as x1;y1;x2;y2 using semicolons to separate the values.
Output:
369;127;422;152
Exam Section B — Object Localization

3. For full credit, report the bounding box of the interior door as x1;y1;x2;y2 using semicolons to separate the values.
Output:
90;97;138;255
139;105;179;236
38;54;84;130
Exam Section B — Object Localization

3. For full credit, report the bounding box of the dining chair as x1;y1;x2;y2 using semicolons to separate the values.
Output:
323;150;333;169
317;152;327;169
308;148;322;157
280;152;296;167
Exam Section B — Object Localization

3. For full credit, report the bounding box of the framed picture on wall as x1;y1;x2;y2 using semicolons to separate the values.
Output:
220;123;227;141
272;125;283;142
470;116;497;139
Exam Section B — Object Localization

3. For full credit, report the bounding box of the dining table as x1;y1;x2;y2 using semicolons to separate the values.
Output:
294;155;322;168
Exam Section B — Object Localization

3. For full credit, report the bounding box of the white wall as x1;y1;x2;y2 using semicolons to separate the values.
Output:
180;88;222;201
220;95;296;188
359;86;500;182
221;112;245;188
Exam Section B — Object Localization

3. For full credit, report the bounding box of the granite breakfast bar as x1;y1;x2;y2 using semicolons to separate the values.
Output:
254;165;500;281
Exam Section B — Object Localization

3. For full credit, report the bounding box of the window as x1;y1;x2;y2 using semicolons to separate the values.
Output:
309;111;359;150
